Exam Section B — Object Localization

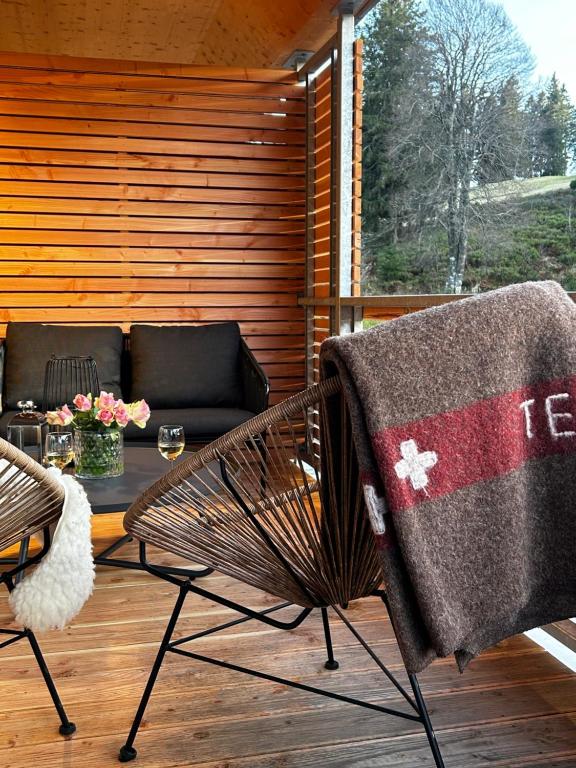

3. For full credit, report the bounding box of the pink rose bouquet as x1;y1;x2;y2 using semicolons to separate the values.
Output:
47;391;151;432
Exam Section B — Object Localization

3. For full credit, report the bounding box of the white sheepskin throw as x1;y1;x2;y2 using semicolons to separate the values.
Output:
9;467;95;631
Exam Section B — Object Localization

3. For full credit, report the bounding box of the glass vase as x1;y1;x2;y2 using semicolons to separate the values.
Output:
74;428;124;479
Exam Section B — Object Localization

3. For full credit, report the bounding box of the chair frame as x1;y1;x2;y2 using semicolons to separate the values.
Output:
0;531;76;737
118;379;445;767
0;440;76;737
119;546;444;766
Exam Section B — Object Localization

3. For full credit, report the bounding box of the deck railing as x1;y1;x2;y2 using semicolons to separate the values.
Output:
299;294;475;383
300;290;576;385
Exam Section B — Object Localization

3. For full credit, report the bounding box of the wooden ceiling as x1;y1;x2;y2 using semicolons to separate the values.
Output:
0;0;339;67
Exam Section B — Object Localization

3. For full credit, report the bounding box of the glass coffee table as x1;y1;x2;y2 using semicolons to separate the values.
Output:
78;444;213;578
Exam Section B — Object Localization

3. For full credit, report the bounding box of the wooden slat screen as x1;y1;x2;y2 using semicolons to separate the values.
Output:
309;60;334;385
305;40;363;385
0;52;307;405
351;38;363;298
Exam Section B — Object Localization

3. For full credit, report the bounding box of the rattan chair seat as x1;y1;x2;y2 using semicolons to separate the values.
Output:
0;439;64;554
124;377;382;608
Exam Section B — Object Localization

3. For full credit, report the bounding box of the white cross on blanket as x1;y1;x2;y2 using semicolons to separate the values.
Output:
394;439;438;491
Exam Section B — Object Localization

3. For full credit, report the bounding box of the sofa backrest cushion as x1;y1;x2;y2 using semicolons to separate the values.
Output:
4;323;124;410
130;323;242;408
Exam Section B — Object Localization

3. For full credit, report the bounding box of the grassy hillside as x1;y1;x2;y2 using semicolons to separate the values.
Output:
472;175;576;204
365;178;576;294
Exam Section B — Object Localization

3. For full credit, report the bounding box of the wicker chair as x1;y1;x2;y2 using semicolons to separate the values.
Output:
0;438;76;736
118;378;445;767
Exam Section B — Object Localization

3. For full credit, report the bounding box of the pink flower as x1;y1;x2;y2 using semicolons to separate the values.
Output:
113;400;130;428
96;408;115;427
128;399;150;429
45;410;60;426
95;391;117;410
73;393;92;411
46;403;74;427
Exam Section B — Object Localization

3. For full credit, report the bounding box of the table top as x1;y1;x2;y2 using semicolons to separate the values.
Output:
76;445;193;514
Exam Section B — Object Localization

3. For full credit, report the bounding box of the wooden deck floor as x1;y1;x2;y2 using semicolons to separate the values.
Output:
1;515;575;768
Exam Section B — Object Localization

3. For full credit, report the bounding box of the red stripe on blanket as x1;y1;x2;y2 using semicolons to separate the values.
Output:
372;374;576;512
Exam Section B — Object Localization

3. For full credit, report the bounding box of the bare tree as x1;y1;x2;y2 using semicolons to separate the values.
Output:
424;0;534;292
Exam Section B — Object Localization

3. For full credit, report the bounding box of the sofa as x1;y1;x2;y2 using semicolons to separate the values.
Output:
0;322;269;445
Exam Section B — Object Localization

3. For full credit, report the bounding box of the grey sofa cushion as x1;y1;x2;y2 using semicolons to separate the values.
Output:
4;323;124;410
1;407;255;444
130;323;243;408
123;407;255;442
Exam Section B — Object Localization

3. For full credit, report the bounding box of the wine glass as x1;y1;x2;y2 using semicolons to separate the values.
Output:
45;431;74;470
158;425;185;461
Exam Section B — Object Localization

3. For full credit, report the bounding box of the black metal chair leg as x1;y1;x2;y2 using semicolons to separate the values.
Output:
95;537;213;579
320;607;339;671
119;583;189;763
408;673;445;768
377;590;445;767
15;536;29;585
26;630;76;736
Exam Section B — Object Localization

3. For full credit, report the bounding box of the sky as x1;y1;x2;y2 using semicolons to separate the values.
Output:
498;0;576;102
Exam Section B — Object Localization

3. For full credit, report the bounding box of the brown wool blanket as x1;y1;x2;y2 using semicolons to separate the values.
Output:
321;281;576;673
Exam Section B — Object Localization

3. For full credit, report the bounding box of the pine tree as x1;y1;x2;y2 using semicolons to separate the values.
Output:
361;0;429;242
477;76;527;183
541;75;575;176
524;90;548;177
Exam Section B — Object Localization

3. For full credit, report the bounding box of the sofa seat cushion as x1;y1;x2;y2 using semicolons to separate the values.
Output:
4;323;124;410
0;409;256;445
123;407;256;443
130;323;243;409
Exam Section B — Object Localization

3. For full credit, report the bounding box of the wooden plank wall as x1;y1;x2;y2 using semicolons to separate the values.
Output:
0;52;306;404
310;60;333;384
308;41;363;384
352;39;363;298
